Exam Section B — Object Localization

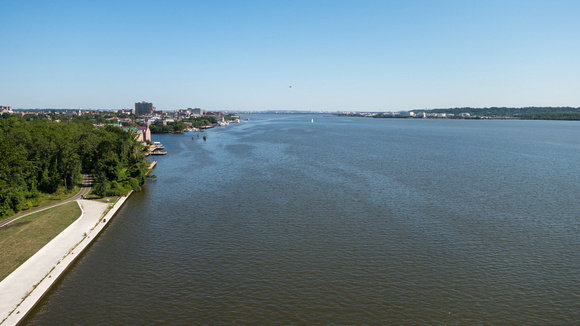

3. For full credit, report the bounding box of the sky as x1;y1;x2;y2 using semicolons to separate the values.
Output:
1;0;580;112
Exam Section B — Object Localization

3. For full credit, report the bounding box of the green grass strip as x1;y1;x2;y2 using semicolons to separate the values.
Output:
0;202;81;281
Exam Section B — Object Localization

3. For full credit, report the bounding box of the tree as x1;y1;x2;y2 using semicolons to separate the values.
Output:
0;115;149;219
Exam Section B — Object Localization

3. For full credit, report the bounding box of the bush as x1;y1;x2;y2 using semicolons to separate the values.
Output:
129;178;141;192
0;205;15;220
22;201;34;210
106;181;123;196
54;186;66;200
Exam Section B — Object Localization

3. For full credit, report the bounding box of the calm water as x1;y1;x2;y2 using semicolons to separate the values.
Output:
27;115;579;325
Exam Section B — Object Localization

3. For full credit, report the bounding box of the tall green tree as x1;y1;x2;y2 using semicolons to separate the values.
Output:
0;116;149;219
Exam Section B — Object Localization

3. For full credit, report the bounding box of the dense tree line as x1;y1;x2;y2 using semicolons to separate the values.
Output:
149;121;186;133
519;112;580;120
413;107;580;117
182;116;219;127
0;114;148;219
19;111;130;125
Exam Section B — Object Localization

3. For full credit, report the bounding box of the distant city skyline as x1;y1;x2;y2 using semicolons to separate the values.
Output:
2;0;580;111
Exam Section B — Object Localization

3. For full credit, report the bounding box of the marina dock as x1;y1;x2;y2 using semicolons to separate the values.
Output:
147;143;166;156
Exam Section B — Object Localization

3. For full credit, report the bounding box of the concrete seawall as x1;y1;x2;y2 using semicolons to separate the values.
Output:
0;193;133;326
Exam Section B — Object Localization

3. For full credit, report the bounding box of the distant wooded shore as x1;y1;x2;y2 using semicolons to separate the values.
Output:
339;107;580;120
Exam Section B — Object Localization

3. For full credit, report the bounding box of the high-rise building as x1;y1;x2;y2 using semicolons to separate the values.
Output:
135;101;153;115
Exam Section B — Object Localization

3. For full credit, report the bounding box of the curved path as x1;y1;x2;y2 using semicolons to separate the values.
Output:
0;174;91;228
0;199;111;325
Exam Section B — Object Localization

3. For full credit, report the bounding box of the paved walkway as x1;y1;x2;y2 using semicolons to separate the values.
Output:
0;199;110;325
0;174;92;228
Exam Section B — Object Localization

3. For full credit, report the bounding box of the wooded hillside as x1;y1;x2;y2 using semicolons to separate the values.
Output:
0;114;148;219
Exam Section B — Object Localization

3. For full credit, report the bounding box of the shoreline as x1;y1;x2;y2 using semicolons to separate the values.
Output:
0;193;133;326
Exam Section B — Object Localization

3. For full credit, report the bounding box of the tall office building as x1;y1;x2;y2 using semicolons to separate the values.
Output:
135;101;153;115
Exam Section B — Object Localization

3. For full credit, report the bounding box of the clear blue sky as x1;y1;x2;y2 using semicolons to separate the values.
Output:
1;0;579;111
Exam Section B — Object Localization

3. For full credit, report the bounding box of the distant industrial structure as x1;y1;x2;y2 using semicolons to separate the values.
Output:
135;101;154;115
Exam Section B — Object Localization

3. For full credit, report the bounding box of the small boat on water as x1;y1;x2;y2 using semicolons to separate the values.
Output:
311;119;314;123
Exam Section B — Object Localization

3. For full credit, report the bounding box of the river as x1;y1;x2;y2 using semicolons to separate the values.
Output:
26;115;580;324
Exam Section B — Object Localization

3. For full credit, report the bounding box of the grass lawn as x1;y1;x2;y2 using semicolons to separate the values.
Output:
83;191;120;204
0;202;82;281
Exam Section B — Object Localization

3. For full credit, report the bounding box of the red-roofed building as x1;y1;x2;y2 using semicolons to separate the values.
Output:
120;125;151;142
